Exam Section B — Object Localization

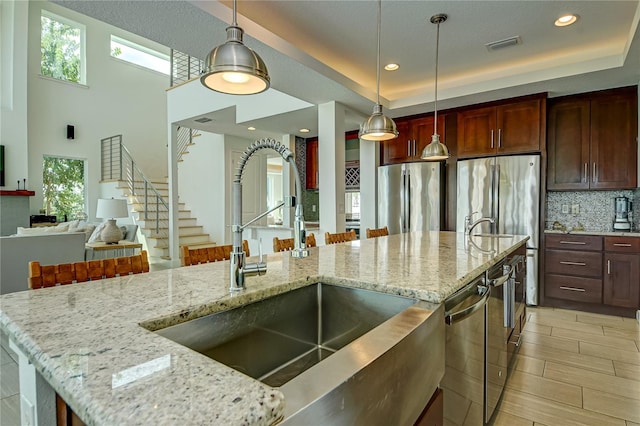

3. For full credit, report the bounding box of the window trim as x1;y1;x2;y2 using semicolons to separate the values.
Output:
40;9;87;85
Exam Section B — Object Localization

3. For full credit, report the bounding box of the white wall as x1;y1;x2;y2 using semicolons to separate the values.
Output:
177;131;226;245
1;0;29;190
25;2;168;219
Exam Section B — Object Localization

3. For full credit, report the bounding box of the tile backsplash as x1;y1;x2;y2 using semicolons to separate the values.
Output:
546;189;640;232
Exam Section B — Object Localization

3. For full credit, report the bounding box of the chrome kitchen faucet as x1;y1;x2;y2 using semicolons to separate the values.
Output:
230;138;309;291
465;212;496;235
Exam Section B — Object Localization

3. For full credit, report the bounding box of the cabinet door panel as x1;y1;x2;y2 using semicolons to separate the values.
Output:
545;249;602;278
547;99;590;190
381;120;411;165
590;92;638;189
545;273;603;303
604;236;640;253
604;253;640;308
305;139;318;190
457;106;496;158
413;116;446;159
497;100;541;154
545;234;602;251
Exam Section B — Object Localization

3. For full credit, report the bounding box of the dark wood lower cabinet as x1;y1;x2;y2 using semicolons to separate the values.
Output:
604;252;640;308
56;394;85;426
543;233;640;317
414;388;444;426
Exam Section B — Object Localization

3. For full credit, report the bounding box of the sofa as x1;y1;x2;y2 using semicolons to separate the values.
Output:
0;233;86;294
0;222;139;294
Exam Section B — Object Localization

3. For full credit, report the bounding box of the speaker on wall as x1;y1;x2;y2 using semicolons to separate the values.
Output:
0;145;5;187
67;125;75;140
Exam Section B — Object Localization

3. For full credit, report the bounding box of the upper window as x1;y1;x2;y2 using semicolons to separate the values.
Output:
40;11;86;84
110;35;170;75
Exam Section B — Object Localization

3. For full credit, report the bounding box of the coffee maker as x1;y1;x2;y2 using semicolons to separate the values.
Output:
613;196;632;232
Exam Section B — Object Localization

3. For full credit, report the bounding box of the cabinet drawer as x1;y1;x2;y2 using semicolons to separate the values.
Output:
545;234;602;251
604;236;640;253
545;274;603;304
545;250;603;277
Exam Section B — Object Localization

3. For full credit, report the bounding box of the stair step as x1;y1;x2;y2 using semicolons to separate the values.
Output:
150;234;211;247
138;218;197;227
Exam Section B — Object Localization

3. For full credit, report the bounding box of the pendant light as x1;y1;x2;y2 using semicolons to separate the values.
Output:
421;14;450;160
359;0;398;141
200;0;270;95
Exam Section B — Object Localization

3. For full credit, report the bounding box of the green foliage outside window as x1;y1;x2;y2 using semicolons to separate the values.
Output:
42;157;86;220
41;14;81;83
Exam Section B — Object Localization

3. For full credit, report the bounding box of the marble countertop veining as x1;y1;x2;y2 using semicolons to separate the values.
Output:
0;231;527;426
544;229;640;237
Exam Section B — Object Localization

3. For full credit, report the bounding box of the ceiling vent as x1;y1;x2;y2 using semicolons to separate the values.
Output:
194;117;212;123
485;36;521;52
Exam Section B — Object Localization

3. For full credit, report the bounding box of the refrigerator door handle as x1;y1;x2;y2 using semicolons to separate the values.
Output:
494;164;500;233
407;172;411;230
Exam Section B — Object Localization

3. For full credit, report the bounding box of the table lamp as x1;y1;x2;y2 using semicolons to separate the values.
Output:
96;198;129;244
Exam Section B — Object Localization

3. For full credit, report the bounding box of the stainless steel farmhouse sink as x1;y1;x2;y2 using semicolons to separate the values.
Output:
154;283;445;424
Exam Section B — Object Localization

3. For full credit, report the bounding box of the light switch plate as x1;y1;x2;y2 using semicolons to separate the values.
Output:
571;204;580;214
562;204;569;214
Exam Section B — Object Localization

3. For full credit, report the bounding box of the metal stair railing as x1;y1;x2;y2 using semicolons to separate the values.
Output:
170;49;203;87
176;126;199;162
100;135;169;237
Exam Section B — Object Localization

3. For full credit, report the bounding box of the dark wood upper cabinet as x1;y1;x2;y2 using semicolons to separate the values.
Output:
547;86;638;191
547;99;591;189
305;137;318;190
457;98;543;158
381;115;446;165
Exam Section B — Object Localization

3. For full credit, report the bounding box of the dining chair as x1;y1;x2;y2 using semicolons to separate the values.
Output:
28;250;149;289
324;229;357;245
366;226;389;239
181;240;250;266
273;233;317;252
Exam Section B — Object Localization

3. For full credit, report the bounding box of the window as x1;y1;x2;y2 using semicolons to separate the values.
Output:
42;156;86;220
266;156;284;225
110;35;170;75
40;11;86;84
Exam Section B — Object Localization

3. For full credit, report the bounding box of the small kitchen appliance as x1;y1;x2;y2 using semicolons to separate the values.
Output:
613;196;632;232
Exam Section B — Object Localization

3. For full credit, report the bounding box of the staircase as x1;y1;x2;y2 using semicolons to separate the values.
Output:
101;135;215;260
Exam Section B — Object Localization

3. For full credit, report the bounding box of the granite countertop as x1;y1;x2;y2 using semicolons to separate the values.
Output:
0;231;528;425
544;229;640;237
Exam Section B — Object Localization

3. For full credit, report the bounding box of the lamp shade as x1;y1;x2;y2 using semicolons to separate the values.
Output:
200;26;270;95
359;104;399;141
421;134;450;161
96;198;128;219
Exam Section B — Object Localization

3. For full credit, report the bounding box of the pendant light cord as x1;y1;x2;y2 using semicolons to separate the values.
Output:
376;0;381;105
232;0;238;26
433;19;440;136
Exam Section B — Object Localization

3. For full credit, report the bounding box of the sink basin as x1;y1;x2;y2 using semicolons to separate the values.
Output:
155;283;415;386
154;283;445;424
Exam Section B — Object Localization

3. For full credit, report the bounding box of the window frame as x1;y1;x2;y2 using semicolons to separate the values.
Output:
109;34;170;76
40;9;87;85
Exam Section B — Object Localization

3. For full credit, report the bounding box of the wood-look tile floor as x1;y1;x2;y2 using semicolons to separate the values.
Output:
1;308;638;425
492;307;640;426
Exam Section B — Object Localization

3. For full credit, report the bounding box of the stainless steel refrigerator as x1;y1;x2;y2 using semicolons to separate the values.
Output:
378;162;443;235
456;155;540;305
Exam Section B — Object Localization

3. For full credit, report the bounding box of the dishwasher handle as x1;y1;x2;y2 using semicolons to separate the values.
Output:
445;285;490;325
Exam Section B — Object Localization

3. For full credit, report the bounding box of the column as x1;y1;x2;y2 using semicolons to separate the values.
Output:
318;102;346;235
359;138;380;236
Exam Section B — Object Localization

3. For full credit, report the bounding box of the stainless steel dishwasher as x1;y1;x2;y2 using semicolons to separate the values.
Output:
485;254;525;423
441;274;490;426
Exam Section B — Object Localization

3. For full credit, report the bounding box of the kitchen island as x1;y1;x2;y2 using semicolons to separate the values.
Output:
0;231;527;425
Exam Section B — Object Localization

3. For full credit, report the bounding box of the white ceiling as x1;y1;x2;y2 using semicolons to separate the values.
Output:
54;0;640;139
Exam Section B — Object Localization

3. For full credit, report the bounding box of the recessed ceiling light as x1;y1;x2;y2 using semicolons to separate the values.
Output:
555;14;578;27
247;126;256;131
299;128;310;133
384;63;399;71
